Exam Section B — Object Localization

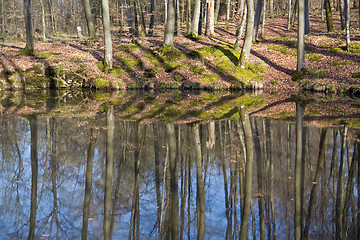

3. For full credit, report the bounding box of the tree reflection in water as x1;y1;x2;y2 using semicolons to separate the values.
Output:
0;112;359;239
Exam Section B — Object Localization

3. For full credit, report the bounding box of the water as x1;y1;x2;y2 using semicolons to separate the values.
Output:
0;90;359;239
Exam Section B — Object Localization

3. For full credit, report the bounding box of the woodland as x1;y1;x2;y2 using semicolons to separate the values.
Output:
0;0;359;93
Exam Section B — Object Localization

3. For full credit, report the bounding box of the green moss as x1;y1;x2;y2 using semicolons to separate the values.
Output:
271;79;278;85
224;22;230;30
202;74;220;83
21;45;34;56
268;44;296;56
308;54;322;61
310;68;327;78
109;66;125;77
292;68;309;81
92;78;111;89
351;72;360;78
331;47;342;53
38;52;61;59
144;67;157;78
190;65;206;75
118;43;140;53
348;41;360;53
174;72;184;82
331;60;351;66
117;80;126;89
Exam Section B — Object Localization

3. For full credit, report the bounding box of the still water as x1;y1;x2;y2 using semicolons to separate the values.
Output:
0;90;359;239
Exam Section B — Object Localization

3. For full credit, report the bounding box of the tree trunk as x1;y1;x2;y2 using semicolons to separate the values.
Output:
102;0;113;70
253;0;264;41
205;0;215;36
239;0;255;67
305;0;310;34
187;0;192;34
149;0;156;35
234;4;247;51
270;0;274;17
176;0;181;36
339;0;344;29
297;0;305;71
191;0;201;36
344;0;351;49
23;0;34;55
324;0;335;32
261;0;266;36
226;0;231;20
39;0;46;42
291;0;298;27
214;0;221;24
134;0;146;37
164;0;176;46
82;0;96;39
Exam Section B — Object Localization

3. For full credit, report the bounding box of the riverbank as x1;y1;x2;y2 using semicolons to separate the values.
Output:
0;13;359;95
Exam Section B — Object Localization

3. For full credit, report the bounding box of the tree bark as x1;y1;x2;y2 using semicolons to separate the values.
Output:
253;0;264;41
324;0;335;32
102;0;113;70
297;0;305;71
23;0;34;55
234;4;247;51
149;0;156;35
344;0;351;49
82;0;96;39
164;0;176;46
239;0;255;67
39;0;46;42
205;0;215;36
304;0;310;35
134;0;146;37
191;0;201;36
187;0;192;34
176;0;181;36
214;0;221;24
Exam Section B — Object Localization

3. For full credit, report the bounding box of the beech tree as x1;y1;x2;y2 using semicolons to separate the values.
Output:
23;0;34;55
344;0;350;50
102;0;113;70
190;0;201;36
205;0;215;36
82;0;96;39
324;0;334;32
297;0;305;71
239;0;255;67
164;0;176;46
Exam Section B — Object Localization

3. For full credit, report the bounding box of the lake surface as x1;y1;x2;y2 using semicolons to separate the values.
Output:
0;90;359;239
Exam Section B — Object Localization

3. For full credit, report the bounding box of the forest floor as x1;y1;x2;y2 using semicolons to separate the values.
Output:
0;9;359;94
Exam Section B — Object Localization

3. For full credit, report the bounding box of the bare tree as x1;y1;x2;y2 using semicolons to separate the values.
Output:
23;0;34;55
102;0;113;70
